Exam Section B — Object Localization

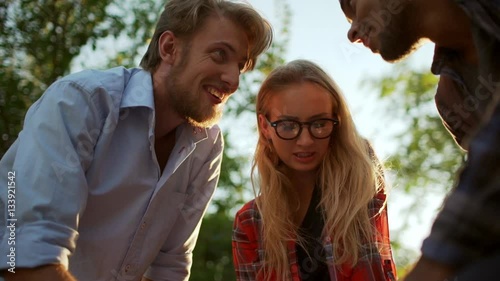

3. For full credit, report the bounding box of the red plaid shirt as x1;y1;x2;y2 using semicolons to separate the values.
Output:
232;192;397;281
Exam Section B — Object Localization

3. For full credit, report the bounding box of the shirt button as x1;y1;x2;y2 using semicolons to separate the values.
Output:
125;264;131;272
141;222;147;230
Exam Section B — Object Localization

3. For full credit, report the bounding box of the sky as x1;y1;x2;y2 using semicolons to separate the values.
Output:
242;0;446;258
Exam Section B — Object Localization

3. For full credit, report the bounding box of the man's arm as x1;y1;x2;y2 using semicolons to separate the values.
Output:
405;104;500;281
2;265;76;281
0;80;103;271
405;2;500;280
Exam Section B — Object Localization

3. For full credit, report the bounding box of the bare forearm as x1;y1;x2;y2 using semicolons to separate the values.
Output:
2;264;76;281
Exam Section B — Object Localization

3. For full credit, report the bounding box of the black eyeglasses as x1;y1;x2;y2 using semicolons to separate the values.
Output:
266;117;339;140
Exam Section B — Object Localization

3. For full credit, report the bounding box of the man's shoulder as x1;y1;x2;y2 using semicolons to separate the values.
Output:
36;67;149;127
56;66;141;97
456;0;500;42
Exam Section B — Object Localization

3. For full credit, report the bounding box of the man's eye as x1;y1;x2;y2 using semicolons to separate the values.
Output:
213;49;226;62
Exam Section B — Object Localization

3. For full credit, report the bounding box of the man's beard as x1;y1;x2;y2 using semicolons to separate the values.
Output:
378;24;421;62
166;69;223;128
376;0;421;62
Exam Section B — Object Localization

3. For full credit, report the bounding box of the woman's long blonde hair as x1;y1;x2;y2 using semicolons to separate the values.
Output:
252;60;384;280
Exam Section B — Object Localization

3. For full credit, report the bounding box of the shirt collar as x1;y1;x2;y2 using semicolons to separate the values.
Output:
120;68;155;109
177;123;209;144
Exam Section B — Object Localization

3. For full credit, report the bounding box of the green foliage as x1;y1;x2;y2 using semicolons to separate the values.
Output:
389;238;418;277
364;62;466;273
366;62;465;192
191;213;235;281
0;0;162;157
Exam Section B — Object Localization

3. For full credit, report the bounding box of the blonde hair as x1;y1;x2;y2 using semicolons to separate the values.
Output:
140;0;273;73
252;60;384;280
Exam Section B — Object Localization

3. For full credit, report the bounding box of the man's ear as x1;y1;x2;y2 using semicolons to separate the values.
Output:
158;31;178;64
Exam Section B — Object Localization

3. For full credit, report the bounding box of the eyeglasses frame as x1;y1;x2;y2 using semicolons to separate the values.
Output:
265;117;340;140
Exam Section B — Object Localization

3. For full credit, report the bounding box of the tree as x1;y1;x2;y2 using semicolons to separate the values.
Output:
364;62;466;274
0;0;162;156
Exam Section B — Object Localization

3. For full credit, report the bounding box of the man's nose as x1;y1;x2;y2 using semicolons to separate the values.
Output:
221;64;240;93
347;25;361;43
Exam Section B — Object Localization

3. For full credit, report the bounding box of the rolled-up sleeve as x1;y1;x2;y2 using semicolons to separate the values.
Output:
0;80;106;269
143;131;223;281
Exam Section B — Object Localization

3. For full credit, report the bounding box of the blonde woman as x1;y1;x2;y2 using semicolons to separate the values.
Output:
232;60;397;281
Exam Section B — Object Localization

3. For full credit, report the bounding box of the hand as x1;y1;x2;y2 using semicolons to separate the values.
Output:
403;257;456;281
2;264;77;281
